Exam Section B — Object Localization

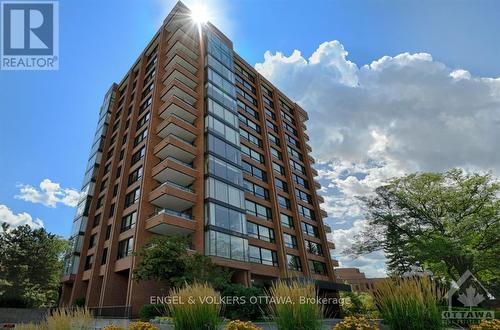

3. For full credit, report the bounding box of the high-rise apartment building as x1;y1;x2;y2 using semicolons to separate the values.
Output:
60;1;345;317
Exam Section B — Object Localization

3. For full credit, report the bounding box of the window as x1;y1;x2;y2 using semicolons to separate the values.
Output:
105;225;112;240
122;134;127;145
206;155;243;185
110;134;117;145
206;54;235;83
283;233;297;248
305;240;323;256
235;73;256;93
100;179;108;192
266;120;278;133
207;98;238;127
206;230;247;261
272;162;285;175
239;114;261;133
237;99;259;119
249;245;278;266
134;128;148;147
103;163;111;175
207;134;241;165
112;184;119;197
247;222;275;242
205;177;245;209
205;202;245;234
112;121;120;133
275;178;288;192
280;99;294;114
84;255;94;270
309;260;327;275
117;237;134;259
292;173;309;189
121;211;137;232
207;67;235;96
290;159;306;174
301;222;319;238
234;62;255;83
119;149;124;160
245;199;272;221
271;148;282;160
143;69;156;85
239;128;262;147
287;254;302;271
206;82;236;110
242;161;267;182
131;147;145;165
287;146;303;161
240;144;264;163
137;112;150;130
139;96;152;114
206;115;239;146
236;86;258;106
124;188;140;208
277;196;291;210
115;166;122;179
101;248;108;265
280;213;294;228
96;197;103;209
284;122;298;136
244;179;269;200
295;189;312;203
263;96;274;108
281;110;295;125
265;108;276;120
107;147;114;159
141;82;154;100
268;134;280;146
92;214;101;228
128;166;143;186
298;204;315;220
89;234;97;249
109;203;115;217
285;134;301;148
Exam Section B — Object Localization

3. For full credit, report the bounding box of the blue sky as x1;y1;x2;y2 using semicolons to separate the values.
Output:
1;0;499;276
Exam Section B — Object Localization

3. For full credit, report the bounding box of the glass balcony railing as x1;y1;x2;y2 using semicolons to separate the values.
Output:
160;180;194;193
154;208;193;220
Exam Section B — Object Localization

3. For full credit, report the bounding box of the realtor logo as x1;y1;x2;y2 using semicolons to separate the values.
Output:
1;1;59;70
442;270;495;327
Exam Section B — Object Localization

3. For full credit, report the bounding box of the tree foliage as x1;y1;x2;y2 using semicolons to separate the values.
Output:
132;235;232;290
348;169;500;295
0;223;67;307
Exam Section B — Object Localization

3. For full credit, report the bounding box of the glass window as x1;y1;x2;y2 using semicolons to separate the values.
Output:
245;199;272;221
277;196;291;210
244;179;269;200
283;233;297;248
298;204;315;220
205;230;248;262
207;134;241;165
272;162;285;175
275;178;288;192
287;254;302;271
305;240;324;256
309;260;327;275
207;98;237;127
290;159;306;174
237;99;259;119
121;211;137;232
128;166;143;186
124;188;140;208
239;128;262;147
240;144;264;163
249;245;278;266
301;222;319;238
206;155;243;185
117;237;134;259
247;222;274;242
295;188;312;203
280;213;294;228
206;115;239;146
206;202;245;234
205;177;245;209
242;161;267;182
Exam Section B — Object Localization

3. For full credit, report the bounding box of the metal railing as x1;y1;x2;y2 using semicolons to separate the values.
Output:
165;156;194;168
154;208;193;220
160;180;194;193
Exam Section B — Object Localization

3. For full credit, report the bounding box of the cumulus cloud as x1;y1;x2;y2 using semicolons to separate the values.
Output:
0;205;44;229
256;40;500;277
15;179;82;208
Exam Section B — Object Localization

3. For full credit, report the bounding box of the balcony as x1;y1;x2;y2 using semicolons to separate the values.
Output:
331;259;339;267
324;225;332;234
157;114;196;143
165;53;197;76
149;181;196;211
317;195;325;204
160;82;197;109
152;156;196;186
163;64;197;91
154;134;196;163
328;241;336;250
314;180;321;190
166;27;198;50
321;209;328;218
159;95;198;123
145;208;195;236
165;39;198;62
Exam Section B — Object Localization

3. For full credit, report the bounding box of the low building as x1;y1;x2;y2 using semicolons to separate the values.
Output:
334;268;385;293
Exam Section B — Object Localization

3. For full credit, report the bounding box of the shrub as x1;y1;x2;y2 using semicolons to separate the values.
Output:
13;324;45;330
102;325;125;330
374;276;444;330
46;307;93;330
470;319;500;330
168;282;222;330
139;303;168;321
333;316;380;330
225;320;263;330
340;291;379;318
267;280;322;330
220;283;265;320
129;321;160;330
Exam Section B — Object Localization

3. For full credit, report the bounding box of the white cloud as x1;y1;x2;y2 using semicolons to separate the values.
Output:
256;40;500;277
0;205;44;229
15;179;82;208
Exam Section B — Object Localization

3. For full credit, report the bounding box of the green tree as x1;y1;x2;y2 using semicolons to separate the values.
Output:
133;235;231;289
348;169;500;295
0;223;67;307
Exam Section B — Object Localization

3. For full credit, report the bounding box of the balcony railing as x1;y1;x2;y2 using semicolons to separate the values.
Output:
165;156;194;168
160;180;194;193
168;133;195;146
154;208;193;221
